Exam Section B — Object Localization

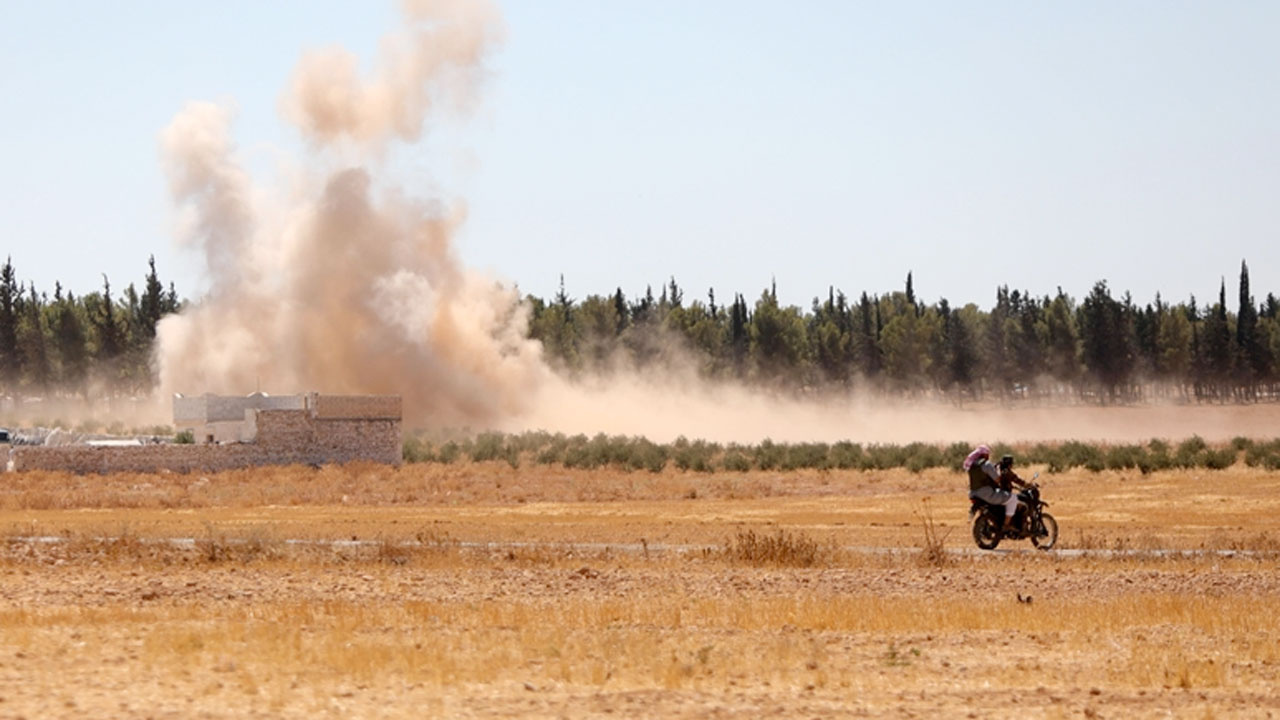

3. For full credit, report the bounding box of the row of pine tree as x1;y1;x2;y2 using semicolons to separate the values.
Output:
528;262;1280;403
0;257;179;398
2;256;1277;404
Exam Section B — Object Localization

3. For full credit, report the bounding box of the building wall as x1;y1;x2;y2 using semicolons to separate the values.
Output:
174;393;306;426
309;394;401;420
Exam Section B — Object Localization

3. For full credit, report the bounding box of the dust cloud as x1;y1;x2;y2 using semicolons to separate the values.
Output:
156;0;546;427
155;1;1268;446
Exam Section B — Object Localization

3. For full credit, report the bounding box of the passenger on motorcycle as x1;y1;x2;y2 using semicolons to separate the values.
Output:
997;454;1031;530
964;445;1023;533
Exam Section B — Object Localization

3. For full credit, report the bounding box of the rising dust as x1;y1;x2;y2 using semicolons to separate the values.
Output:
149;1;1273;447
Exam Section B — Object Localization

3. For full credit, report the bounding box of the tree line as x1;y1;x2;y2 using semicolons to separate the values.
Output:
527;261;1280;403
3;256;1276;405
0;256;180;399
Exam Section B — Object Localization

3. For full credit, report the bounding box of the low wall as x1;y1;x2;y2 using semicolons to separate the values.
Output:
10;416;403;474
11;437;401;473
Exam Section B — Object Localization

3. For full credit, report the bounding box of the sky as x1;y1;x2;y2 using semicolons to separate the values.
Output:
2;0;1279;312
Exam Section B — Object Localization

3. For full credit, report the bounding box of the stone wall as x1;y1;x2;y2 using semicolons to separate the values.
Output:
10;407;402;474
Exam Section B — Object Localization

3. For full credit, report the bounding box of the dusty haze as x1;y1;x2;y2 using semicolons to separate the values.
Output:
151;1;1274;447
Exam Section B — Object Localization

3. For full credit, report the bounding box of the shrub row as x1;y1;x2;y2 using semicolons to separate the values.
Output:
402;432;1279;474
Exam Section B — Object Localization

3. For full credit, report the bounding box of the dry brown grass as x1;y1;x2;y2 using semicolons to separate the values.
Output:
4;564;1279;718
719;528;826;567
3;460;1280;716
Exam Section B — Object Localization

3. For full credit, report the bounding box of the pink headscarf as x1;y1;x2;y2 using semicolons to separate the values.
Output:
963;444;992;470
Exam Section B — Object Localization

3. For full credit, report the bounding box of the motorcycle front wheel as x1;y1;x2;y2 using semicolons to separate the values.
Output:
972;513;1001;550
1031;513;1059;550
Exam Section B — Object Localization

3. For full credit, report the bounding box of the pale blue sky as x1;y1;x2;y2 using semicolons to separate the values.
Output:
2;1;1278;310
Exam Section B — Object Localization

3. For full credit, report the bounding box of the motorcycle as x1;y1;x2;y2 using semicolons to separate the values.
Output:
970;473;1058;550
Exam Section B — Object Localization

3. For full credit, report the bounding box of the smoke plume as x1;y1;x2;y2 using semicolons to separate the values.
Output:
157;0;547;426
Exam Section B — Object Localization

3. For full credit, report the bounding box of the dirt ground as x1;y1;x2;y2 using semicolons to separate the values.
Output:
2;462;1280;718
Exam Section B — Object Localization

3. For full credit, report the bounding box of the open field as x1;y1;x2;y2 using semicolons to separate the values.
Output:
3;461;1280;718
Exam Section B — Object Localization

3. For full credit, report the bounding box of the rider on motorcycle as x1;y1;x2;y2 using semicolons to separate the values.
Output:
997;454;1031;530
965;445;1023;534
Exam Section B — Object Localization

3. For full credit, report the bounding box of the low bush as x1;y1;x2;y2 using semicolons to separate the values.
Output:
781;442;830;471
719;446;752;472
673;437;717;473
399;432;1260;473
1105;444;1146;471
830;441;864;469
754;439;785;471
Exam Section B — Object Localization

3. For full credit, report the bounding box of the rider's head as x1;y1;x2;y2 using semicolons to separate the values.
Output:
963;444;992;470
999;454;1014;470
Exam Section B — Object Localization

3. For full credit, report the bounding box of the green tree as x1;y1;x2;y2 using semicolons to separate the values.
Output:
1201;279;1234;399
728;293;750;377
1236;260;1268;396
810;288;852;386
1007;290;1045;394
938;300;979;401
1155;303;1193;396
880;306;931;392
17;283;51;393
1044;289;1080;392
1079;281;1135;401
52;286;88;395
854;292;882;385
984;287;1014;397
576;294;622;368
749;289;808;381
0;257;20;393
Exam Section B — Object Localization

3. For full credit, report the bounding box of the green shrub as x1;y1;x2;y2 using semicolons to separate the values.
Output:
1105;444;1146;471
1051;440;1103;472
754;440;784;471
174;429;196;445
435;441;462;464
1138;442;1172;474
1023;442;1057;467
865;444;909;470
564;434;612;469
944;442;972;462
535;434;571;465
674;437;717;472
468;432;507;462
782;442;830;471
1202;448;1236;470
1174;436;1208;467
720;446;753;472
830;441;864;469
903;442;945;473
1244;439;1280;468
510;430;555;456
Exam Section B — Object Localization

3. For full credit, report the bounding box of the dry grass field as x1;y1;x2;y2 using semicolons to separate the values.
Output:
3;460;1280;718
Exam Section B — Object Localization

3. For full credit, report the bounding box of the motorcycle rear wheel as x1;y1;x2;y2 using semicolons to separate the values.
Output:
972;513;1001;550
1031;513;1058;550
